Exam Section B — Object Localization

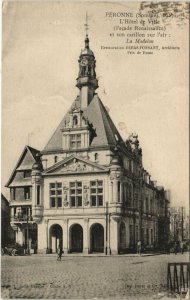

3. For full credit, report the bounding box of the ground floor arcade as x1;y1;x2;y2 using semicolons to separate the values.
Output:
36;216;158;254
13;216;158;254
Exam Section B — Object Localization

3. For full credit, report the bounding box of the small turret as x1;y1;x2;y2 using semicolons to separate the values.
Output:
31;158;43;223
31;161;43;183
76;18;98;108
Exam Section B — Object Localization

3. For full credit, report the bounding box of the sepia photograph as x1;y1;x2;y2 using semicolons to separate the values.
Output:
1;1;189;299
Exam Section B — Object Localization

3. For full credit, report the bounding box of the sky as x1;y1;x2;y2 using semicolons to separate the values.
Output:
2;1;189;209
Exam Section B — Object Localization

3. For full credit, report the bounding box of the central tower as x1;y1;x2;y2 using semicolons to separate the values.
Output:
76;34;98;108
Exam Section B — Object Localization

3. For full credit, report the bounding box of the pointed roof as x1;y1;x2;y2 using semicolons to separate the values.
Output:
42;94;124;153
81;35;94;56
5;145;41;187
84;94;123;147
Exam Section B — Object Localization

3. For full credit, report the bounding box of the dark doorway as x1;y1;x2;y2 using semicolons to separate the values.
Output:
24;224;38;253
70;224;83;253
91;224;104;253
49;224;63;253
119;222;127;253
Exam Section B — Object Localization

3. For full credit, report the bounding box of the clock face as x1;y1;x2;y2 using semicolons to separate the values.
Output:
81;58;88;66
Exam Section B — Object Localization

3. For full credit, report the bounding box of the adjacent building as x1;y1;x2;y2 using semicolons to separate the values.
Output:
6;33;170;254
170;207;188;242
1;194;15;247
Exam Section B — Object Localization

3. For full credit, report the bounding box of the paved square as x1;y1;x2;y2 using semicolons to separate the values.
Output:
1;253;188;299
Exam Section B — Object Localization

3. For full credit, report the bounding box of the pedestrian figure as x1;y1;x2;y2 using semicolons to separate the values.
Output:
57;245;63;261
137;240;141;256
174;242;178;255
180;241;184;255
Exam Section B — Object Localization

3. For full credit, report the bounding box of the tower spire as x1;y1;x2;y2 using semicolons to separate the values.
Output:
76;14;98;108
84;12;89;37
84;12;89;49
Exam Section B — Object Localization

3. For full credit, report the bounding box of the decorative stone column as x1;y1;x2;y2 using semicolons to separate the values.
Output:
31;159;43;223
83;218;89;254
107;216;111;255
110;215;121;255
37;220;47;254
109;153;123;204
63;219;68;254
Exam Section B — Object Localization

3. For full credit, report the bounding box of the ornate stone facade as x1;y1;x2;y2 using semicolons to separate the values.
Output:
6;33;170;255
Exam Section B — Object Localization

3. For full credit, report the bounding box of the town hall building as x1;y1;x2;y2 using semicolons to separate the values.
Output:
6;33;170;254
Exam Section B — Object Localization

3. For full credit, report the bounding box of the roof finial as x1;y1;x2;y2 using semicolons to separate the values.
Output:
84;12;89;49
84;12;89;37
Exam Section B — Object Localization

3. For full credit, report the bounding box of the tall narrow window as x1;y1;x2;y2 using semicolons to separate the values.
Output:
49;182;62;208
146;198;149;213
90;180;103;207
146;228;149;245
24;187;30;200
150;229;153;244
134;191;138;209
37;185;40;205
94;153;98;161
129;225;133;246
73;115;78;126
118;181;120;202
70;134;81;149
135;225;139;244
69;181;82;207
150;199;153;214
127;184;132;208
141;228;144;244
54;156;58;163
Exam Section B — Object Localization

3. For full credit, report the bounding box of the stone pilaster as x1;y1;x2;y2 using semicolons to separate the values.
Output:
83;218;89;254
110;216;120;254
63;219;68;254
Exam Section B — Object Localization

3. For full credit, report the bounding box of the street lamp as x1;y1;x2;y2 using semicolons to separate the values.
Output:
138;170;143;245
105;201;108;255
26;207;30;255
181;207;184;241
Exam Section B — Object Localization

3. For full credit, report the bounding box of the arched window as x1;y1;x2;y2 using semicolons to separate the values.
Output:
94;153;98;161
54;156;58;163
119;222;127;251
73;115;78;126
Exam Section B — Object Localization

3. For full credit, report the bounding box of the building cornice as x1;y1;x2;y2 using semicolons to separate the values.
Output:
43;170;109;177
41;145;114;155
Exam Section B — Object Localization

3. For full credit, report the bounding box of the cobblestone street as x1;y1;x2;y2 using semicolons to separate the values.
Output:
1;253;188;299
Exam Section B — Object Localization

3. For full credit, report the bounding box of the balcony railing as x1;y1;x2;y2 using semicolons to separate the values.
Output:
11;215;33;222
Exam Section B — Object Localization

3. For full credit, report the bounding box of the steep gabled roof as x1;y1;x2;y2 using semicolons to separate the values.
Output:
42;94;124;153
5;145;40;187
84;94;123;147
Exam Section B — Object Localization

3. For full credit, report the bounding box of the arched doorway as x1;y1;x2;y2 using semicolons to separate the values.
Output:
90;224;104;253
49;224;63;253
119;222;127;253
70;224;83;253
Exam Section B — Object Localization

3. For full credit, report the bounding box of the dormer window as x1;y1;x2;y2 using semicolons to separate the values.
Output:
73;115;78;126
95;153;98;161
70;134;81;149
